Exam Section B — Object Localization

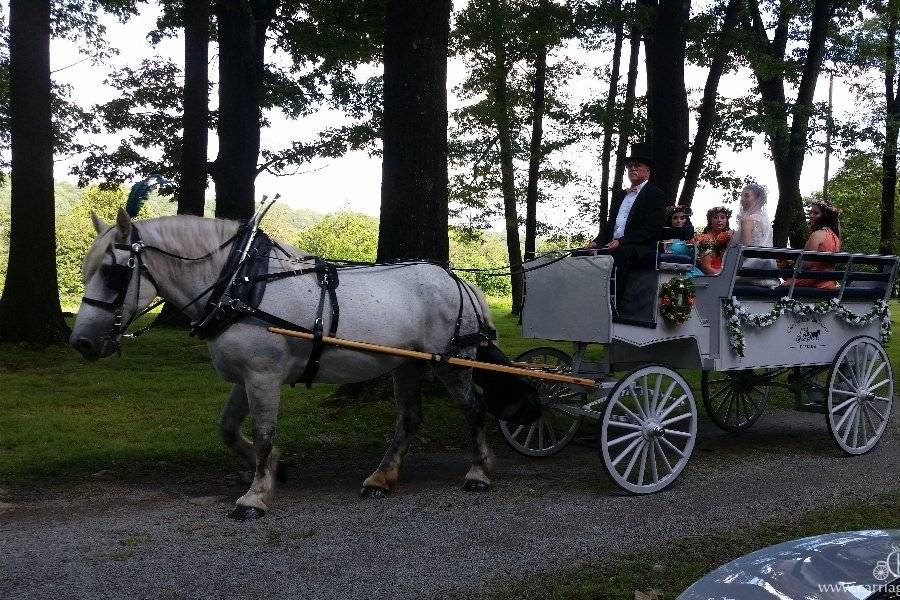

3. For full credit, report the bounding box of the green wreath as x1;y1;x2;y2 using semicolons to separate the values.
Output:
659;276;695;327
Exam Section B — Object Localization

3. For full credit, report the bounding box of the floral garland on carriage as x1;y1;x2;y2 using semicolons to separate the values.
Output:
722;297;891;357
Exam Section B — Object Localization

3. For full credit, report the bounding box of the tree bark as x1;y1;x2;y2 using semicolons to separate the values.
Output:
0;0;70;344
377;0;451;264
598;0;624;239
640;0;690;202
524;43;547;262
881;0;899;256
612;25;641;196
745;0;834;247
487;0;524;314
679;0;741;207
179;0;210;217
211;0;276;221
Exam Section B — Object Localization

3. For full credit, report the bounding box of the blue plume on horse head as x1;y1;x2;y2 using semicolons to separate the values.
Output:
126;175;173;217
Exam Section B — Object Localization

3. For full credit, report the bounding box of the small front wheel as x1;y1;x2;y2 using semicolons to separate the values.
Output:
498;347;585;457
599;365;697;494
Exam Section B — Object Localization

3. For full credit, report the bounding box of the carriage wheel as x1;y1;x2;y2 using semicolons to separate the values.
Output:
599;365;697;494
498;347;585;457
826;336;894;456
701;370;769;433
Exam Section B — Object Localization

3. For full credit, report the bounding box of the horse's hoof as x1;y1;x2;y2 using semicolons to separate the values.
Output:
359;486;389;499
276;461;289;483
228;505;266;521
462;479;491;493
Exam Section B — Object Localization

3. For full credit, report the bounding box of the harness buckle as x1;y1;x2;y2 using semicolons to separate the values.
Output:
131;242;145;254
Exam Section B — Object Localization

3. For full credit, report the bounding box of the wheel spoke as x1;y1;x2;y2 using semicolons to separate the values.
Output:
546;419;558;446
654;439;673;474
864;362;887;389
637;444;649;486
868;379;890;392
649;438;659;483
611;437;644;467
621;440;645;479
626;385;648;420
607;430;643;448
661;412;692;427
608;420;643;431
833;401;857;430
650;374;665;416
663;429;692;439
831;396;857;413
861;402;881;431
524;423;536;448
538;418;545;449
839;405;859;443
657;395;687;422
614;399;645;425
831;389;858;398
659;435;685;458
510;424;524;440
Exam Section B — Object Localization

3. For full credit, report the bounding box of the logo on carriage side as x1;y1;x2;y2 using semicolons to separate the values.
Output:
788;315;829;350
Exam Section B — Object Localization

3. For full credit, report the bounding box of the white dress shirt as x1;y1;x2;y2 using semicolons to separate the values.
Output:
612;179;648;240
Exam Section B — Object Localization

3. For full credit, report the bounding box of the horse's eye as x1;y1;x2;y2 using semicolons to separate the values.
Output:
100;264;131;290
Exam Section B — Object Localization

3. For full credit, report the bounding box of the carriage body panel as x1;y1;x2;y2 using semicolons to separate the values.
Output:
521;254;613;344
713;299;883;371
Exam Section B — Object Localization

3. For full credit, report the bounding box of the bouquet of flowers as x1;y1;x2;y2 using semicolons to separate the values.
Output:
691;231;732;256
714;230;732;253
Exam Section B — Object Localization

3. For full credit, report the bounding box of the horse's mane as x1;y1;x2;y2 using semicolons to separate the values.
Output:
82;216;242;281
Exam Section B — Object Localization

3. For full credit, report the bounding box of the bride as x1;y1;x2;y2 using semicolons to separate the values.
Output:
734;183;780;287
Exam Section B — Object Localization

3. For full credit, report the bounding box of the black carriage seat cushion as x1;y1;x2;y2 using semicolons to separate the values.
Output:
731;283;886;301
658;253;693;265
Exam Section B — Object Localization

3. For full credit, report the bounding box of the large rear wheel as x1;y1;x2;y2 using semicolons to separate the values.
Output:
826;336;893;455
700;369;769;433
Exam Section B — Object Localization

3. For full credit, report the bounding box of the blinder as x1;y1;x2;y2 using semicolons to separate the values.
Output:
81;227;159;347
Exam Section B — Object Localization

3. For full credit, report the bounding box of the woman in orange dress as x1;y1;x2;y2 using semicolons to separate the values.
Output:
693;206;733;275
788;200;842;289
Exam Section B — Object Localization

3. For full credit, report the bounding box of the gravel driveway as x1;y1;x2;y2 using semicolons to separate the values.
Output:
2;409;899;600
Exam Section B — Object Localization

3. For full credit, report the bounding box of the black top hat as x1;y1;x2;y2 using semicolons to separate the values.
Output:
625;142;654;168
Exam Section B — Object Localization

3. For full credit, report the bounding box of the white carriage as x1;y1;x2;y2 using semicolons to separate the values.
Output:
503;246;899;494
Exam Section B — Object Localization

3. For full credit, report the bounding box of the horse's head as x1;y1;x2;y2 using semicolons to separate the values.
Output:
70;209;160;361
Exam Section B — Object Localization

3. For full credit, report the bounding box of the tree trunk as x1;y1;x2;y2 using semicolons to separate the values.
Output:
211;0;276;221
0;0;69;344
377;0;451;263
746;0;832;247
641;0;690;201
180;0;210;217
524;43;547;262
487;0;523;314
612;26;641;196
679;0;741;207
598;0;624;238
880;0;899;256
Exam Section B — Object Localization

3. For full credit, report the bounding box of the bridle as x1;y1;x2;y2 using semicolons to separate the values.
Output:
80;223;240;352
80;225;161;350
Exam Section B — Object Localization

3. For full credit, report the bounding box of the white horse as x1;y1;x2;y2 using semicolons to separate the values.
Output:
70;210;497;519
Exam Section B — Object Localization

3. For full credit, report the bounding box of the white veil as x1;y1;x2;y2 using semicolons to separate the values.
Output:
737;183;773;247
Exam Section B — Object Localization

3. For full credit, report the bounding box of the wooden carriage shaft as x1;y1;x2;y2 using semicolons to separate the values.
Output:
267;326;598;389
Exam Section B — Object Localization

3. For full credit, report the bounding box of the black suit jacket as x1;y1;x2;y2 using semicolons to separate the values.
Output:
595;182;667;247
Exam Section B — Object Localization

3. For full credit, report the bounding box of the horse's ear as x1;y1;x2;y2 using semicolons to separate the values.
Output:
90;211;108;235
116;208;132;238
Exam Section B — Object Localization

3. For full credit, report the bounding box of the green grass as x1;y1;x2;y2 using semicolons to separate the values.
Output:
474;488;900;600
